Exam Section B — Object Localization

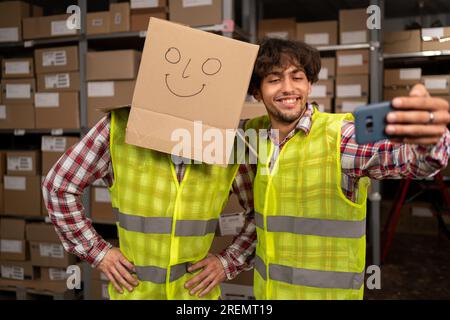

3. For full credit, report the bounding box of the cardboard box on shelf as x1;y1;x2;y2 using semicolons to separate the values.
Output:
0;182;3;214
0;104;35;129
0;151;5;178
0;260;38;280
130;8;168;31
309;97;332;113
126;18;259;166
34;46;79;74
3;175;41;216
131;0;167;9
335;97;369;113
91;279;110;300
169;0;222;27
336;75;369;98
241;102;267;119
87;80;136;127
422;75;450;95
0;218;26;239
0;1;31;42
296;20;337;46
86;50;141;81
26;223;60;243
90;186;114;223
421;27;450;51
22;14;78;40
34;92;80;129
310;79;334;98
110;2;131;33
41;136;80;176
339;8;368;44
1;78;35;105
86;11;110;35
40;267;68;281
383;87;411;101
384;30;421;54
29;241;76;268
336;49;369;75
0;240;28;261
6;151;40;177
2;58;34;79
384;68;422;87
36;72;80;92
258;18;296;40
318;57;336;80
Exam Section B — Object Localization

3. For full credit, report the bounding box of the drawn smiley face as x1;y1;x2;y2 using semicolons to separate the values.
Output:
164;47;222;98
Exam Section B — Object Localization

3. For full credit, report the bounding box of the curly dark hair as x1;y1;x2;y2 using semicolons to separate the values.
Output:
248;38;322;95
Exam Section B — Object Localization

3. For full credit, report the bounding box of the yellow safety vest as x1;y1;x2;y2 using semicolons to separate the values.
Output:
108;108;240;300
246;109;370;300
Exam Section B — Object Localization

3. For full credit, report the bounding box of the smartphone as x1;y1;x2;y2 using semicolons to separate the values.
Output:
353;101;394;144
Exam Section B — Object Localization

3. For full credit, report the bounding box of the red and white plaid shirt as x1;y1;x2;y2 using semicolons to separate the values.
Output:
42;104;450;280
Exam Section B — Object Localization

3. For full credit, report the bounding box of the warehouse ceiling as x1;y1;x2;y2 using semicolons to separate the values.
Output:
259;0;450;20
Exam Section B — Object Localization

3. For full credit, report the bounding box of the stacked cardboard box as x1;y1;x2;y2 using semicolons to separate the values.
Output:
34;46;80;129
0;57;35;129
421;27;450;51
87;50;140;127
335;49;369;113
90;180;114;223
0;151;5;214
384;30;421;54
422;74;450;97
22;14;78;40
131;0;168;31
383;68;422;101
297;21;338;47
309;57;335;112
0;218;29;265
258;18;297;40
87;2;131;35
0;1;40;43
169;0;222;28
4;151;41;216
26;223;77;268
339;8;368;45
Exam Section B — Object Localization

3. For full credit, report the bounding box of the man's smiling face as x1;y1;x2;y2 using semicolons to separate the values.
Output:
164;47;222;98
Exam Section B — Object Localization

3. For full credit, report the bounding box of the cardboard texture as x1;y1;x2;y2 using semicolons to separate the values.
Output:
41;136;80;176
86;50;141;81
310;97;332;113
0;260;37;280
37;72;80;92
22;14;79;40
126;18;259;165
384;68;422;87
241;102;267;119
87;11;110;35
110;2;131;33
29;241;76;267
336;75;369;98
0;104;35;129
0;239;28;261
2;58;34;79
336;49;369;75
1;78;35;105
6;150;40;176
383;87;411;101
0;182;3;215
296;21;338;46
335;97;368;113
169;0;222;27
310;79;334;98
422;75;450;95
26;223;60;243
258;18;297;40
0;1;31;42
0;218;26;239
131;8;167;31
421;27;450;51
339;8;368;44
34;92;80;129
90;187;114;223
319;57;336;80
34;46;79;74
4;175;41;216
87;80;136;127
384;30;421;54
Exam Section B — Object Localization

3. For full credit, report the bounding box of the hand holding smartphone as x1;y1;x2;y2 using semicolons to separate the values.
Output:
353;101;394;144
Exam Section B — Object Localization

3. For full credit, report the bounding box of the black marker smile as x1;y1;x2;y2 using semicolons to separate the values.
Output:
165;74;206;98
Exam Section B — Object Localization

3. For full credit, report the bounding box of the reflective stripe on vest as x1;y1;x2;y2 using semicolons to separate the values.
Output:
135;262;189;284
254;212;366;239
254;255;364;290
113;208;218;236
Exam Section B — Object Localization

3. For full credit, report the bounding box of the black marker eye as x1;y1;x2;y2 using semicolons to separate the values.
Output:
202;58;222;76
165;47;181;64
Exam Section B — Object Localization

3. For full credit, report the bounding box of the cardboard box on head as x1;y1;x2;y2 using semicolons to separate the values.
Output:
124;18;259;166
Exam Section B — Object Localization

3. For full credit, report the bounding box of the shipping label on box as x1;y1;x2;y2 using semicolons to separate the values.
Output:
0;105;5;119
0;27;19;42
88;82;115;97
51;20;77;36
219;212;245;236
183;0;213;8
4;176;26;190
95;188;111;203
48;267;68;280
338;54;363;67
131;0;161;8
341;31;367;44
39;243;65;259
337;84;362;98
7;156;33;173
35;93;60;108
44;74;71;89
43;50;67;67
42;137;67;152
0;265;24;280
5;61;30;76
424;78;448;90
5;84;31;99
0;239;23;253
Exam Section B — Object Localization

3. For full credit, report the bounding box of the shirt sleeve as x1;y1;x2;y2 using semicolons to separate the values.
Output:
42;114;114;268
340;120;450;179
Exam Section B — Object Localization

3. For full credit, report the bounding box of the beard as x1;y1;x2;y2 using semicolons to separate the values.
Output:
265;98;307;124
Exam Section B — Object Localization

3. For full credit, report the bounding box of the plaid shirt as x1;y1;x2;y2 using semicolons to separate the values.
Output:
42;104;450;280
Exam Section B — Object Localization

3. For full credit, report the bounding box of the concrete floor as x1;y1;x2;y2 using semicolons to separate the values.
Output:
365;233;450;300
